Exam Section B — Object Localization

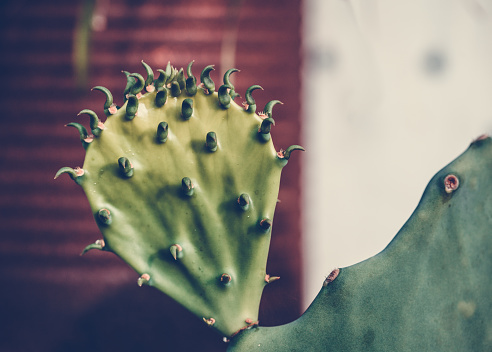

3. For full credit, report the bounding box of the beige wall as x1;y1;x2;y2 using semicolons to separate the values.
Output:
302;0;492;309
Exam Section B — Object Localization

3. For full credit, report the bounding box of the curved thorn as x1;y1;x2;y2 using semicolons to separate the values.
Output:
154;69;167;90
265;274;280;284
259;218;272;231
170;244;183;260
164;61;173;83
186;60;195;79
200;65;215;94
97;208;112;225
181;177;194;196
223;68;239;87
278;145;305;160
54;167;84;185
78;109;104;137
263;100;283;119
218;84;231;109
206;131;218;152
203;317;216;326
223;68;240;100
141;60;155;92
258;117;275;142
66;122;91;149
237;193;251;211
80;239;105;256
118;157;134;178
244;85;263;113
155;88;167;107
186;61;197;96
166;66;178;85
122;70;133;100
137;273;150;287
125;95;139;120
156;121;169;143
176;68;186;90
181;98;193;120
170;81;181;97
129;73;145;96
92;86;116;116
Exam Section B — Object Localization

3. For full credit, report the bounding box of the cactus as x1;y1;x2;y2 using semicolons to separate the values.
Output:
228;135;492;351
57;60;492;350
55;60;303;338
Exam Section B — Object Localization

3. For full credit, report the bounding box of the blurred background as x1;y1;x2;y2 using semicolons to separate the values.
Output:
1;0;492;351
302;0;492;308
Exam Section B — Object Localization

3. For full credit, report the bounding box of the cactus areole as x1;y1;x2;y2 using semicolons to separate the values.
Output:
55;61;304;338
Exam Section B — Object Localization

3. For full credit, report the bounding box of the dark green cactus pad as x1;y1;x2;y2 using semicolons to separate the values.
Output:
228;135;492;351
56;62;303;338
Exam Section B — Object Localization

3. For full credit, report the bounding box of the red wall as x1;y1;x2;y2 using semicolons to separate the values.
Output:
0;1;303;351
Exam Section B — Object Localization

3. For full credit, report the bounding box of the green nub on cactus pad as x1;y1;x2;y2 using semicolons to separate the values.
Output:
55;61;304;338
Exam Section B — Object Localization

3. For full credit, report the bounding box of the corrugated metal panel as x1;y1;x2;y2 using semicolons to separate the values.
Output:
0;1;302;351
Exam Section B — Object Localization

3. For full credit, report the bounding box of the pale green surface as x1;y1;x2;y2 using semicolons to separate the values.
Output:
79;78;285;337
229;137;492;351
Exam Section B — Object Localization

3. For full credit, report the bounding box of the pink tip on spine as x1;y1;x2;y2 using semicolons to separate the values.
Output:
108;105;118;115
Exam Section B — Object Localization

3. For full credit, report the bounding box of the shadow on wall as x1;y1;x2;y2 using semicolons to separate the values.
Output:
52;286;226;352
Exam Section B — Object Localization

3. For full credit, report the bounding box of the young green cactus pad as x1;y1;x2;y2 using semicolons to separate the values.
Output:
55;61;303;338
228;135;492;351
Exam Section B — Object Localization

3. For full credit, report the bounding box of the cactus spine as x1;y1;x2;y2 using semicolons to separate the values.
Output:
55;61;303;338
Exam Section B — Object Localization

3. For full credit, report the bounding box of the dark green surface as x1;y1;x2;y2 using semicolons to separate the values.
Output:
229;136;492;351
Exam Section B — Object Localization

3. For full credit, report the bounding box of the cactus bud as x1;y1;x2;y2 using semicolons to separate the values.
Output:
170;244;183;260
97;208;112;225
206;131;218;152
125;95;139;120
244;85;263;113
118;157;134;178
181;177;194;196
218;85;232;109
141;61;155;92
156;122;169;143
170;81;181;97
155;88;167;108
129;73;145;97
200;65;215;94
155;69;167;90
181;98;193;120
137;273;151;287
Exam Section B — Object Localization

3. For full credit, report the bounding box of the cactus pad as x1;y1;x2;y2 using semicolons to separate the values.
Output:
228;135;492;351
56;61;303;337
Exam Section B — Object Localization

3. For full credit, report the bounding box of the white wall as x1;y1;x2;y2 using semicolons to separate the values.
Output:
302;0;492;309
